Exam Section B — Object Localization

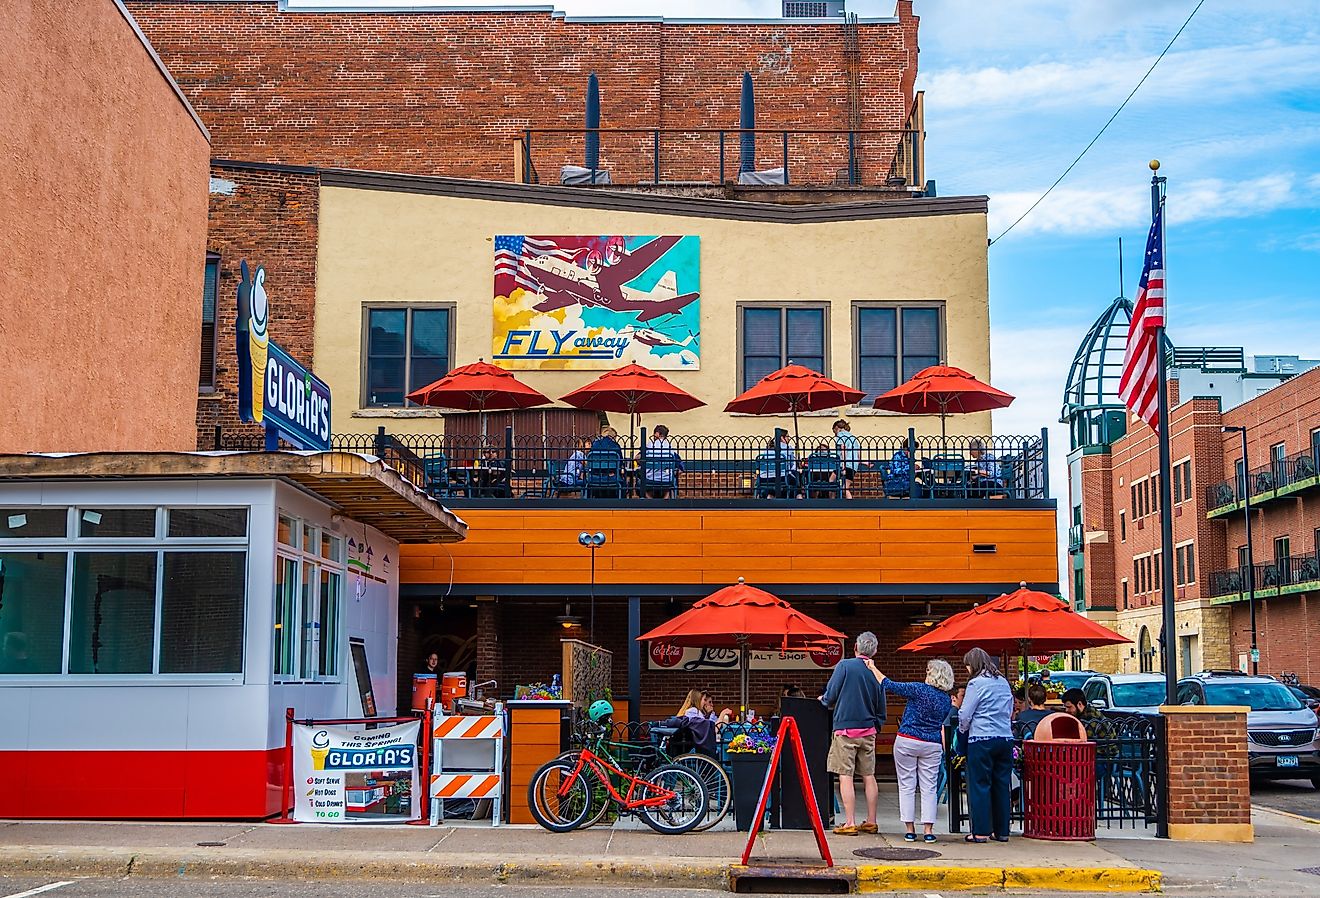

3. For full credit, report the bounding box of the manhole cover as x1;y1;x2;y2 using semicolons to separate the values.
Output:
852;847;941;862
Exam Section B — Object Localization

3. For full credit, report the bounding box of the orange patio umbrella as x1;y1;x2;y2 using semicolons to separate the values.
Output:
559;363;705;448
638;577;846;711
406;359;550;443
872;364;1014;444
724;364;864;449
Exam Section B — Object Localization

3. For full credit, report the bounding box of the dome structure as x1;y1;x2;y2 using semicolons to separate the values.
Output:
1061;295;1132;450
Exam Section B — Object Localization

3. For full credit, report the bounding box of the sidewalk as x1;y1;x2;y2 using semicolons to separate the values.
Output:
0;816;1162;893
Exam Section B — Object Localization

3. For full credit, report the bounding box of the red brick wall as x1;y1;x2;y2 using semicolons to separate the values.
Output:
1164;709;1251;827
200;161;320;448
1076;451;1117;611
124;2;918;185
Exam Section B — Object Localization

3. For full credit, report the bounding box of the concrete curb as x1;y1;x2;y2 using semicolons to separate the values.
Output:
1252;804;1320;827
0;845;1161;893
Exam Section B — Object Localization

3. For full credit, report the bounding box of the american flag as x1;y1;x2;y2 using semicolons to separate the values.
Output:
1117;203;1167;431
494;235;597;297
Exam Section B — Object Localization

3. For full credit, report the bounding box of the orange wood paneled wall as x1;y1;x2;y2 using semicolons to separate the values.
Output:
401;508;1058;587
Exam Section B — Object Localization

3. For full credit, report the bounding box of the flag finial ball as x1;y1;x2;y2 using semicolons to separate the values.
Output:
1020;581;1027;588
1149;159;1161;171
738;576;746;584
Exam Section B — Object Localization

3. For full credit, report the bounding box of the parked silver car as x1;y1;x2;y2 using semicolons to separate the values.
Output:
1177;672;1320;789
1081;673;1167;714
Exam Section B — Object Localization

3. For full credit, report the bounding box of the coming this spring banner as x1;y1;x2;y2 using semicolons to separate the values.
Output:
292;722;420;823
492;235;700;370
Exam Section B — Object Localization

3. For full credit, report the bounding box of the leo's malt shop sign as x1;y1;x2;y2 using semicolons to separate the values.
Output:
292;722;420;823
648;642;842;671
235;260;332;450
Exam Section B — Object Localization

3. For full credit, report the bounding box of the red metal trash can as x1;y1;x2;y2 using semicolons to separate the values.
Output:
1022;740;1096;841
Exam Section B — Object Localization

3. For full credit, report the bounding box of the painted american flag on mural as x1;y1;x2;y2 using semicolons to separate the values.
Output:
1117;202;1167;431
494;235;598;297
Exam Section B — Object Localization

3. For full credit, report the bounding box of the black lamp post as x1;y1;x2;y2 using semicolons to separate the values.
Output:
1223;425;1257;674
579;531;607;642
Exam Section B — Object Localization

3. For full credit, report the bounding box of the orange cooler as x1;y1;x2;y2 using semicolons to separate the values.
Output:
411;673;437;712
440;672;467;712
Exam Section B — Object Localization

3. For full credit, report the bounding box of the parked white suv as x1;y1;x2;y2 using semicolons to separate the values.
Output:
1177;672;1320;789
1081;673;1167;714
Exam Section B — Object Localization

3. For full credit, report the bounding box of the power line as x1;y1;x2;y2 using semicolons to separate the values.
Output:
989;0;1207;246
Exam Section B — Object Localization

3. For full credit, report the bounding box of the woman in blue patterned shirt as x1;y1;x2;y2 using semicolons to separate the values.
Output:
864;658;954;842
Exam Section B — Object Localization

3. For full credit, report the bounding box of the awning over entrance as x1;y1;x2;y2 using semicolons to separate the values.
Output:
0;451;467;543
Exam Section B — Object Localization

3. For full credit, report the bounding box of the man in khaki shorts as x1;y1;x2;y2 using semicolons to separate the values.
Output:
820;631;886;835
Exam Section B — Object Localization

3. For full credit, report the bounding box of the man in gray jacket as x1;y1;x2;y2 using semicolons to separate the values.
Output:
820;631;886;835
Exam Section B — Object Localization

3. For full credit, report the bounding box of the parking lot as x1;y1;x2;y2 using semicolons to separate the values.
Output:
1253;778;1320;821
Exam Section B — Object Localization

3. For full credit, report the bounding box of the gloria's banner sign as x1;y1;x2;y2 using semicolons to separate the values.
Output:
292;721;420;823
648;642;843;672
492;235;700;370
236;260;332;450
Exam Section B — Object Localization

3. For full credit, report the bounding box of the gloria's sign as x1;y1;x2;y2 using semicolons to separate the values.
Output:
648;642;843;672
235;261;332;450
292;721;420;823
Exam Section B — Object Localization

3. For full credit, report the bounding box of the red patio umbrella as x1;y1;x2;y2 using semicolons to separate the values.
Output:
638;578;846;712
406;359;550;443
899;583;1128;673
559;363;705;448
724;364;864;450
871;364;1014;445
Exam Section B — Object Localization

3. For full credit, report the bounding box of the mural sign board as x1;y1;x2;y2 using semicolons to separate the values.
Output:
493;235;700;369
292;721;420;823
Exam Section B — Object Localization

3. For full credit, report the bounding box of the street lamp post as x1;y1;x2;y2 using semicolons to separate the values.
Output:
579;531;607;642
1223;425;1257;674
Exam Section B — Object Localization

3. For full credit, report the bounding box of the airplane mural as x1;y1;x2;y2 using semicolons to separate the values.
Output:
492;234;700;370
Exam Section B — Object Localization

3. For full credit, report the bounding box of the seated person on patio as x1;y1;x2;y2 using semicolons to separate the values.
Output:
832;418;863;499
1014;684;1052;739
966;439;1003;494
1063;688;1118;750
800;441;840;498
557;436;590;494
592;425;623;455
667;689;731;756
478;448;510;497
638;424;684;498
883;447;915;496
756;435;798;496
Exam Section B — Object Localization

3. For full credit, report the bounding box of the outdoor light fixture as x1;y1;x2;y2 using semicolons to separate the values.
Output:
577;531;607;640
556;602;582;629
911;602;942;628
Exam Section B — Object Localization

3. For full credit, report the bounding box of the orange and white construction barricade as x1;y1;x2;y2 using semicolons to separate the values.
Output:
429;703;505;826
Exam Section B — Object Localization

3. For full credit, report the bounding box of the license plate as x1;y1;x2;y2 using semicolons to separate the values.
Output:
1276;755;1300;768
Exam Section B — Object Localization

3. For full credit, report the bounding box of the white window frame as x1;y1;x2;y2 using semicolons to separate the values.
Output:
274;512;345;685
0;505;250;684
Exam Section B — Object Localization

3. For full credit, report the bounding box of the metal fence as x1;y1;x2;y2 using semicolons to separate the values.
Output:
1207;446;1320;510
946;713;1165;834
215;426;1049;503
1209;553;1320;598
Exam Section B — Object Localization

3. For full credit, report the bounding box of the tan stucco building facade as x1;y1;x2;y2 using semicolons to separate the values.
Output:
314;172;993;440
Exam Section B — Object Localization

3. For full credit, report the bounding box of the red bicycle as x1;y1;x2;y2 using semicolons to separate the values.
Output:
528;744;708;834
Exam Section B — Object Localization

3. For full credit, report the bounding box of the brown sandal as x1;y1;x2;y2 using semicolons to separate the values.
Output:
833;824;859;835
858;822;878;834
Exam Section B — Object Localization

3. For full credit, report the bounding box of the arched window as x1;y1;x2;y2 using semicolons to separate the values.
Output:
1138;627;1154;673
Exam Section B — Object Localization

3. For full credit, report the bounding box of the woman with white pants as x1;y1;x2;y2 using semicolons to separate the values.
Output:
864;658;955;842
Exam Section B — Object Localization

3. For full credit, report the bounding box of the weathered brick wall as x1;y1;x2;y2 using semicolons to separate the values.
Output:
200;161;320;448
124;1;918;185
1163;708;1252;837
1078;450;1117;611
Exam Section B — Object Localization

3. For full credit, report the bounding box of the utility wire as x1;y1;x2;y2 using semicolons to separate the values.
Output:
989;0;1207;246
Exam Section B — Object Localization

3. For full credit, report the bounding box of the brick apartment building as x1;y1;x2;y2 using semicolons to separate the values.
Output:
1065;297;1320;683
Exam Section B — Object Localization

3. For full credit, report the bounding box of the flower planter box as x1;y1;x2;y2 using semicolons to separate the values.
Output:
729;753;775;831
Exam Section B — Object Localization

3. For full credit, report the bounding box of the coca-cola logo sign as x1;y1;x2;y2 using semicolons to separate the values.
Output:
809;641;844;668
650;642;683;668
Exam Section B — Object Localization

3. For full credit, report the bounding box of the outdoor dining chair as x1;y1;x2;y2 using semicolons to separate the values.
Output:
585;450;625;498
802;454;843;499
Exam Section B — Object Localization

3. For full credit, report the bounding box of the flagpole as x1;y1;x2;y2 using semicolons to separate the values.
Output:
1150;160;1177;706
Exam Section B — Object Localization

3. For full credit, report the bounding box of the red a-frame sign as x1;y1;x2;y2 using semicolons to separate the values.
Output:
739;716;833;867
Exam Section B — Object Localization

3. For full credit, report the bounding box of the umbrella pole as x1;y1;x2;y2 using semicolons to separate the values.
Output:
740;638;750;717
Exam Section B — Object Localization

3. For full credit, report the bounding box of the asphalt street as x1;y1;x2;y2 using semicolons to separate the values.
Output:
1252;778;1320;821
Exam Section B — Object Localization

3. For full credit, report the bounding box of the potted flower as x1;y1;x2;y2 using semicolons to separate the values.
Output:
726;725;777;831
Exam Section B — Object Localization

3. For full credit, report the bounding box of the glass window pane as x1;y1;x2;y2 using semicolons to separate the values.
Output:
742;308;782;357
79;509;155;538
367;357;406;406
320;532;342;562
278;515;296;548
408;357;448;394
303;524;315;554
300;562;317;680
901;308;940;356
168;508;248;539
69;552;157;674
743;356;780;392
410;310;449;359
785;309;824;359
319;569;341;677
902;355;939;383
795;356;825;375
0;552;68;674
160;552;245;673
367;309;406;357
274;557;298;677
858;308;897;355
858;357;897;398
1;508;68;539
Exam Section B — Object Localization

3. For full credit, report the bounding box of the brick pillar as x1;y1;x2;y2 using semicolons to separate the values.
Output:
1162;705;1253;842
475;597;503;689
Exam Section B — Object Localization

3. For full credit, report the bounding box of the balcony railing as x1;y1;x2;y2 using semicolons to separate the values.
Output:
216;427;1049;504
1206;447;1320;516
1068;524;1083;554
516;127;924;190
1208;554;1320;599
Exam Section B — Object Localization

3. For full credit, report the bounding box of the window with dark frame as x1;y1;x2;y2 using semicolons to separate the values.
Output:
1122;579;1129;608
853;304;941;402
199;255;220;390
364;307;452;407
1119;511;1127;542
1182;460;1192;503
1274;535;1291;584
740;305;826;392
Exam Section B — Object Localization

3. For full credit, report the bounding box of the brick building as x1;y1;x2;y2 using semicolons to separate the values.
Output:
1065;297;1320;682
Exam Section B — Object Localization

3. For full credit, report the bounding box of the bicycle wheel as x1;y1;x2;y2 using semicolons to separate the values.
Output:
556;750;612;828
636;763;708;835
528;759;593;832
672;753;732;832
